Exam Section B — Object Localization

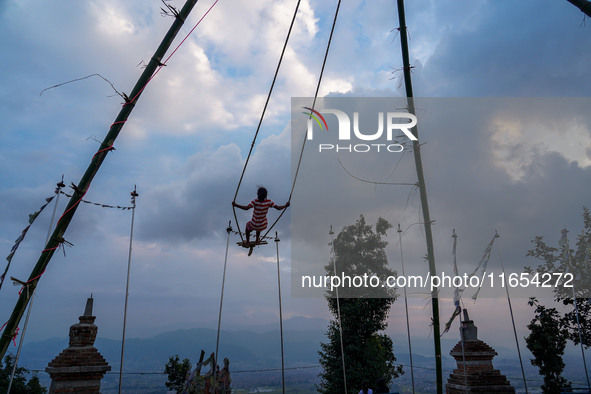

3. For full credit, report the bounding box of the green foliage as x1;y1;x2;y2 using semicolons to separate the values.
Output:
318;215;403;394
525;298;571;394
165;354;192;392
525;206;591;347
0;353;47;393
526;206;591;298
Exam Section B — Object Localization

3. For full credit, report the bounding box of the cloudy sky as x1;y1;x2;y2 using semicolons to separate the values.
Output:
1;0;591;379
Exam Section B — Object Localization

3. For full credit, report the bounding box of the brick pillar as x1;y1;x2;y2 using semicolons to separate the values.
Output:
46;297;111;393
445;310;515;394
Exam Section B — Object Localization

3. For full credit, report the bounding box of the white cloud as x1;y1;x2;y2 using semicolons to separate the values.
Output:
90;2;137;36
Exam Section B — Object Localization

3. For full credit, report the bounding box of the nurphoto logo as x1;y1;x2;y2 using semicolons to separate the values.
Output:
303;106;418;153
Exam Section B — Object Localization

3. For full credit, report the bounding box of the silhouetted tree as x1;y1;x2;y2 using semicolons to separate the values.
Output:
318;215;403;394
525;298;571;393
0;353;47;393
165;354;191;392
525;207;591;346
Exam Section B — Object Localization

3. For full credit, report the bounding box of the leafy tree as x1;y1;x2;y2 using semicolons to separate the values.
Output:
525;298;571;394
25;376;46;393
318;215;403;394
525;207;591;346
0;353;47;393
165;354;192;392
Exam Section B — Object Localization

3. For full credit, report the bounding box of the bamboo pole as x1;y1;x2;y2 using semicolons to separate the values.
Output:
395;1;443;392
0;0;200;359
566;0;591;17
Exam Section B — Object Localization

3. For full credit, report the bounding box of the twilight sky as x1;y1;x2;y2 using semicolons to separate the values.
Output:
1;0;591;377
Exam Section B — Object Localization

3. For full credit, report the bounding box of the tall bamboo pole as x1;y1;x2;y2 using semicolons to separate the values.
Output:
0;0;200;359
396;1;443;392
566;0;591;17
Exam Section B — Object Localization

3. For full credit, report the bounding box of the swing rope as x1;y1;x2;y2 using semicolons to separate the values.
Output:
214;222;233;387
119;187;138;394
7;178;64;393
563;234;591;391
397;224;416;394
329;225;348;393
275;232;286;393
454;231;468;394
233;0;343;242
494;231;529;394
259;0;342;242
458;311;469;394
232;0;302;242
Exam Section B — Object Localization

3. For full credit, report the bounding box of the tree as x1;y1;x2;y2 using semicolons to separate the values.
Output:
0;353;47;393
525;298;571;393
165;354;192;392
525;206;591;346
318;215;403;394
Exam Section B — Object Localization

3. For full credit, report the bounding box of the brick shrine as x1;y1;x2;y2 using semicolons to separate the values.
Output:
45;297;111;393
446;310;516;393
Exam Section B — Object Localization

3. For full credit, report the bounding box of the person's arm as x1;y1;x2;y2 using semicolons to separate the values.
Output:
274;201;290;210
232;201;251;210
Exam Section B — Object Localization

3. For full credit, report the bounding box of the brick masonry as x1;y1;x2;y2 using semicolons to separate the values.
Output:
46;297;111;393
446;310;515;394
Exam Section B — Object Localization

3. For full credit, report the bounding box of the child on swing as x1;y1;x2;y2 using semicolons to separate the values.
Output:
233;186;289;255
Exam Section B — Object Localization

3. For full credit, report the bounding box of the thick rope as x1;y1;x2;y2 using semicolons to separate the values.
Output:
564;237;591;391
232;0;302;242
572;288;591;391
397;224;416;393
7;179;64;393
329;226;347;393
458;317;468;394
275;232;286;393
119;188;138;394
214;222;233;386
495;231;529;394
453;232;468;394
260;0;343;242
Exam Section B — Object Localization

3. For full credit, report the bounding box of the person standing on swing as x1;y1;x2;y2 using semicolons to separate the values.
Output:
233;186;289;254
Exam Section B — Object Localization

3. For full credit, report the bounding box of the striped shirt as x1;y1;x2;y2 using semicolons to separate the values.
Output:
247;199;275;231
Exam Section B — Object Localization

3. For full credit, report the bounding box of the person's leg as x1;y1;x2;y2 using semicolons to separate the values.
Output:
245;222;252;247
255;230;261;245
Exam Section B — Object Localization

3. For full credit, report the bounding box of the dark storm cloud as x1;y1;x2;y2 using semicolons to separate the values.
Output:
416;1;591;96
138;127;292;243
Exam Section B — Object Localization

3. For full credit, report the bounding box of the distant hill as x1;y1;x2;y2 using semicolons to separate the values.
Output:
18;324;327;373
17;319;329;393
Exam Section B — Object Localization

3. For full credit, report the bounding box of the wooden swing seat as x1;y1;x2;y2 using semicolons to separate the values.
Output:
236;240;268;248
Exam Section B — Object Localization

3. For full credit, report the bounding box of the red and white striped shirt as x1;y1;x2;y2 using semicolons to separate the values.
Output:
247;199;275;231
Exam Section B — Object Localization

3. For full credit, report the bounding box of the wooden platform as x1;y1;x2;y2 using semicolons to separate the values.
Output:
236;240;268;248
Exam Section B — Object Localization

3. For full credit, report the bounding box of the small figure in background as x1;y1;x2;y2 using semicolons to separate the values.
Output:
359;379;373;394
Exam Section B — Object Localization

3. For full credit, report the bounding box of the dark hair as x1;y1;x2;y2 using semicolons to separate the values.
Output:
375;378;388;393
257;186;268;201
361;380;369;394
